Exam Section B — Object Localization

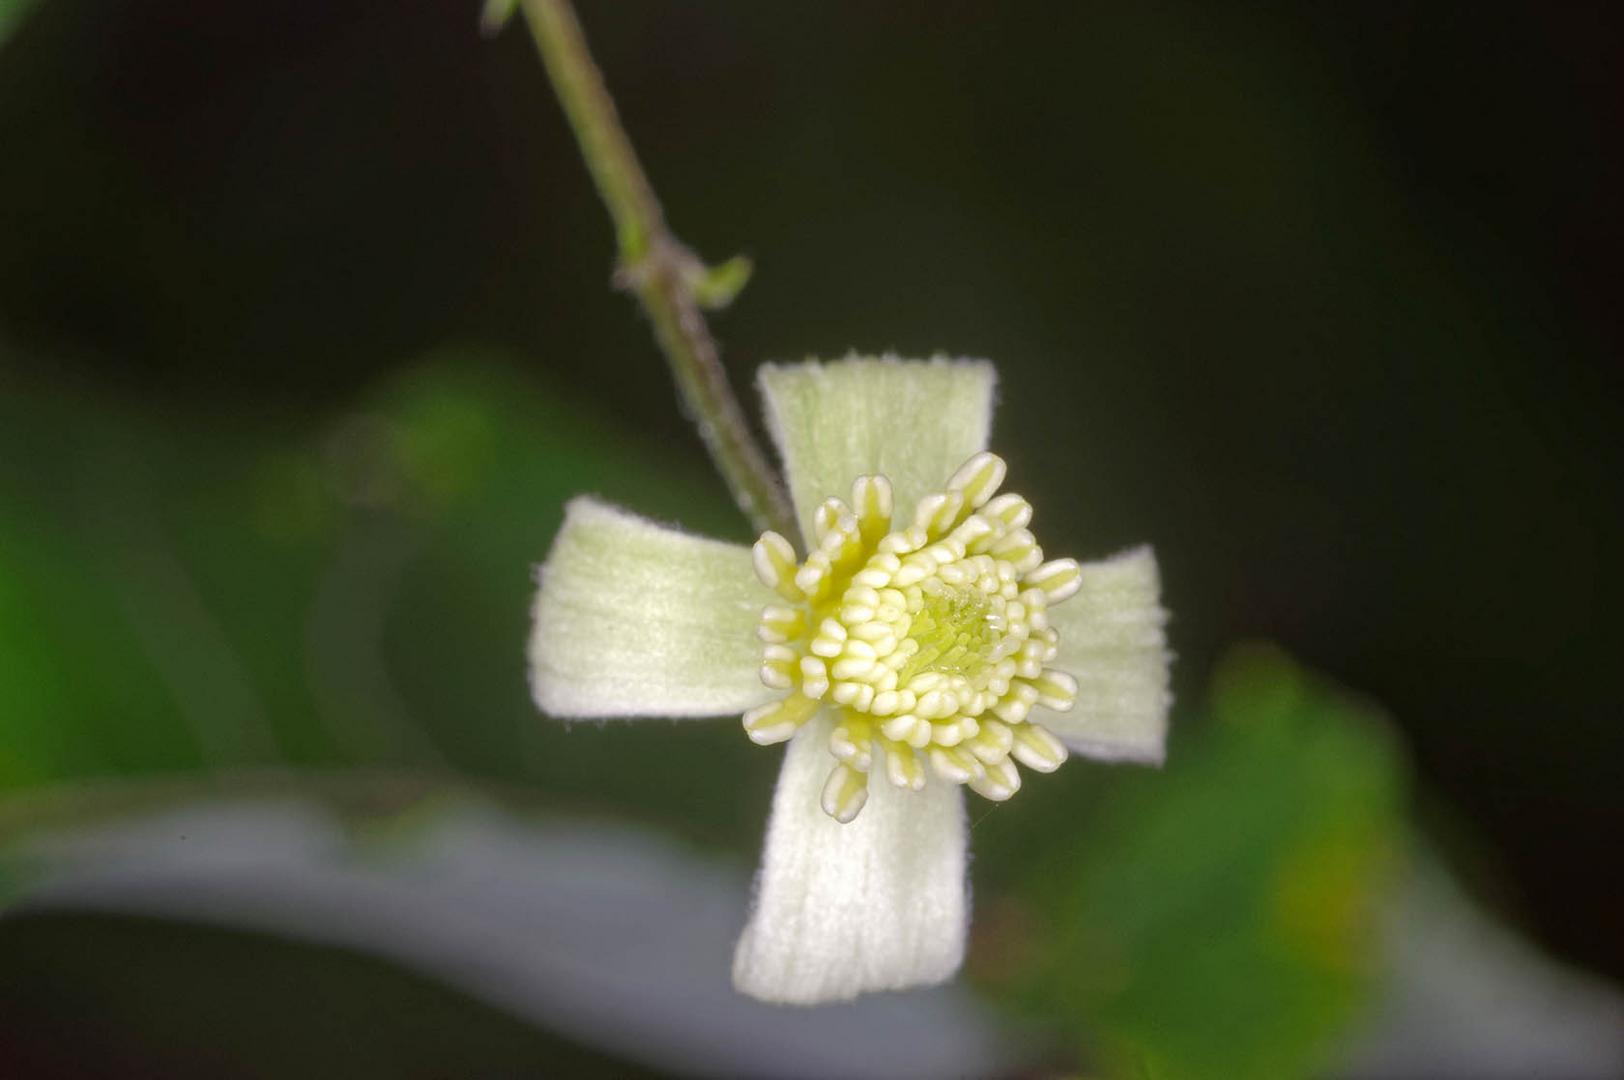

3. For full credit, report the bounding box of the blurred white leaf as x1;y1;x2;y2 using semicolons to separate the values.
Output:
5;798;1022;1079
1339;855;1624;1079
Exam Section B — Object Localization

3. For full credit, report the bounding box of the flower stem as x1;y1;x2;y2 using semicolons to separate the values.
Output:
517;0;797;540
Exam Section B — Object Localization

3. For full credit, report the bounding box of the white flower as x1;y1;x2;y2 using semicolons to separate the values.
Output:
528;356;1172;1005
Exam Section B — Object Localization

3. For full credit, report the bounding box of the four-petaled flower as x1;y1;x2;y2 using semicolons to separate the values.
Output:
528;356;1171;1005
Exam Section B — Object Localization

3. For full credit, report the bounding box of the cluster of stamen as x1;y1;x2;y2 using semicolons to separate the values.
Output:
745;452;1083;823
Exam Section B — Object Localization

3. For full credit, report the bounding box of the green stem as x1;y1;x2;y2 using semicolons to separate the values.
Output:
517;0;797;540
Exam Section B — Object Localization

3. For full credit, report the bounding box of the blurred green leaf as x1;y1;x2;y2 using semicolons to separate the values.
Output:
0;0;42;47
0;350;761;846
1009;645;1409;1079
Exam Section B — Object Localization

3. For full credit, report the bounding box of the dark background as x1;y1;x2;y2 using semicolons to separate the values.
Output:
1;1;1620;1072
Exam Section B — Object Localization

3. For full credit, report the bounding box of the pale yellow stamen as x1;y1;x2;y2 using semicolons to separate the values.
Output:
745;453;1083;822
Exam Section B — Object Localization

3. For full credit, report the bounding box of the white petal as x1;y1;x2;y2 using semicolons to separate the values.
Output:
758;356;997;548
529;497;772;718
733;710;969;1005
1035;545;1172;764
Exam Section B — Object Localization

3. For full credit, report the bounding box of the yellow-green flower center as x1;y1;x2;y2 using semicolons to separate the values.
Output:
899;583;998;683
745;452;1084;823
